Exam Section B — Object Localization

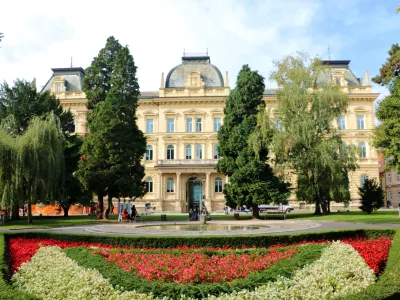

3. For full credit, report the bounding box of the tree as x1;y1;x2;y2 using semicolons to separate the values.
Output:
0;33;3;43
217;65;290;218
269;53;358;215
0;114;64;225
358;178;384;214
78;37;146;218
373;45;400;173
373;44;400;86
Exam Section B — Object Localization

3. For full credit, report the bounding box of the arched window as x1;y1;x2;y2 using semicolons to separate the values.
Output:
145;177;153;193
196;144;203;159
214;177;223;193
358;142;367;158
166;177;175;193
186;145;192;159
145;145;153;160
214;144;220;159
167;145;174;160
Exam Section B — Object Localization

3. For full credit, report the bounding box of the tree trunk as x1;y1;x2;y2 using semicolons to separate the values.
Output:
314;198;322;215
252;206;260;219
62;205;70;217
11;204;20;220
27;199;33;225
103;195;112;219
97;194;104;219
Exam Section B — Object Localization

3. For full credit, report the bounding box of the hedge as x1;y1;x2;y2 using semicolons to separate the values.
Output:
0;234;37;300
3;228;395;249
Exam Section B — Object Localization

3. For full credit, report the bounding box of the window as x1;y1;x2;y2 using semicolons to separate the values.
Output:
338;115;345;130
56;83;62;92
196;118;202;132
357;115;365;130
166;177;174;193
167;118;174;133
341;142;347;152
390;192;393;200
186;118;192;132
166;145;174;160
215;177;223;193
214;144;220;159
146;119;154;133
145;145;153;161
185;145;192;159
214;118;221;132
388;173;392;183
398;192;400;201
335;77;341;86
358;142;367;158
397;173;400;182
145;178;153;193
196;144;203;159
360;175;368;188
275;118;281;132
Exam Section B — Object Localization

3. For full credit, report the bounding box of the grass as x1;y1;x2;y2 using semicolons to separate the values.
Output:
1;210;399;230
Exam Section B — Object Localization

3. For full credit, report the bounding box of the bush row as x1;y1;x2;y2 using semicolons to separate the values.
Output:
3;228;395;249
0;234;37;300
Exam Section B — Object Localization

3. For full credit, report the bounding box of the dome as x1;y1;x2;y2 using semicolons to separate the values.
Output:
165;56;224;88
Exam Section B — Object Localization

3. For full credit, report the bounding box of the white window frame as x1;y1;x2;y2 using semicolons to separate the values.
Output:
358;142;367;158
145;145;153;161
214;118;221;132
214;144;220;159
166;177;175;193
167;118;175;133
215;177;223;193
388;173;392;183
357;115;365;130
186;118;193;132
338;115;345;130
185;145;192;159
196;118;202;132
195;144;203;159
146;119;154;133
166;145;174;160
145;177;153;193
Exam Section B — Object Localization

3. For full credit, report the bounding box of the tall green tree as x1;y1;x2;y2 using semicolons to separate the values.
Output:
373;45;400;173
217;65;290;218
0;114;64;224
358;178;384;214
269;53;358;215
78;36;146;218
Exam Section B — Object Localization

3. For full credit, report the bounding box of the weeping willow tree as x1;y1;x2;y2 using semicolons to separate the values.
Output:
0;114;64;224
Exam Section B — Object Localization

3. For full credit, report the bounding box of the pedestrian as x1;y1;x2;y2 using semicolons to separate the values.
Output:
131;204;137;222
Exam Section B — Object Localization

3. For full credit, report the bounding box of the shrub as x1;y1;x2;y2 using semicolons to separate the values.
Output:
359;178;384;214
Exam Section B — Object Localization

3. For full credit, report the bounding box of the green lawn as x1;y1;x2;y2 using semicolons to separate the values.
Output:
1;210;399;230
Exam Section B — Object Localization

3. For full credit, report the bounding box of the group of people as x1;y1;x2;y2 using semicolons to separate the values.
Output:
120;204;137;222
188;204;210;221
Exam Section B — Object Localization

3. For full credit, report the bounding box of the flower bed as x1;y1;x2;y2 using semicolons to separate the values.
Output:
1;230;397;299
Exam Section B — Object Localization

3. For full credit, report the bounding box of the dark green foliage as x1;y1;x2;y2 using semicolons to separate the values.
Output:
78;36;146;218
4;229;394;249
217;65;290;218
358;178;384;214
64;244;325;299
0;235;38;300
270;53;358;215
372;44;400;86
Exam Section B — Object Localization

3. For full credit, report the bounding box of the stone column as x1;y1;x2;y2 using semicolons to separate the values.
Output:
175;172;182;212
205;172;212;211
158;173;162;199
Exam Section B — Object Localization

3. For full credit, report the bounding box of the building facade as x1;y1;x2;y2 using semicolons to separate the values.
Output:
42;56;380;212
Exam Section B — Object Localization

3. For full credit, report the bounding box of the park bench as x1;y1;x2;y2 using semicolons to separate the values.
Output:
258;205;292;220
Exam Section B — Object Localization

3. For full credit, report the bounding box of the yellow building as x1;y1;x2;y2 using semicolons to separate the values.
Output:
42;55;379;212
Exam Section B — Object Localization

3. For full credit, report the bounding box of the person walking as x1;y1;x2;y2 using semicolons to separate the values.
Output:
131;204;137;222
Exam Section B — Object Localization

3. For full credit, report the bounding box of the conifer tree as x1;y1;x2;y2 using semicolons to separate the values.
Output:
217;65;290;218
78;37;145;218
358;178;384;214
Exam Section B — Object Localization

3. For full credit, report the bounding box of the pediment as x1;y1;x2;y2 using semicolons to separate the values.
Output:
352;106;367;112
183;109;205;116
143;110;158;116
210;108;224;116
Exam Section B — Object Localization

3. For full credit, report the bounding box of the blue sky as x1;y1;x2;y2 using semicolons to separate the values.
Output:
0;0;399;101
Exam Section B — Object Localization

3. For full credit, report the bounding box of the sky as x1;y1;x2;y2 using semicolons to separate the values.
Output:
0;0;399;103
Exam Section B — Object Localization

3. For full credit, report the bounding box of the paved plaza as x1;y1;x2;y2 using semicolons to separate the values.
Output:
3;219;400;236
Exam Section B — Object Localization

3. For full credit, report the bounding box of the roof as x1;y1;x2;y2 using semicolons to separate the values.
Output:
41;67;85;92
165;55;224;88
318;60;361;86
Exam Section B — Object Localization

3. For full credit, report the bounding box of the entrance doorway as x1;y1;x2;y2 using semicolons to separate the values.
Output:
186;177;203;212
